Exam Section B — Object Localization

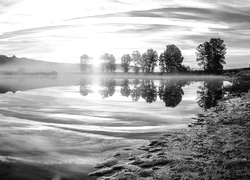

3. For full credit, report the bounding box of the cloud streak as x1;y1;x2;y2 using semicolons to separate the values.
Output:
0;0;249;68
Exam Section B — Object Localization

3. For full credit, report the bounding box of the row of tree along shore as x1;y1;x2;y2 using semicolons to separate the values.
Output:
3;37;249;76
80;38;227;74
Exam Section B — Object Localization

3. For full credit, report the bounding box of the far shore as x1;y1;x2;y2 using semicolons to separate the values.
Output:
0;71;227;81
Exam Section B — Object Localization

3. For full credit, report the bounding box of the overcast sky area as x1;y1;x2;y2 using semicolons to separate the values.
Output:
0;0;250;69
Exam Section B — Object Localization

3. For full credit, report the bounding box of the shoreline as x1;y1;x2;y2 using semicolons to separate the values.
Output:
89;91;250;179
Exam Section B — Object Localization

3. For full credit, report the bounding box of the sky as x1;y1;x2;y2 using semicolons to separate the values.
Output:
0;0;250;69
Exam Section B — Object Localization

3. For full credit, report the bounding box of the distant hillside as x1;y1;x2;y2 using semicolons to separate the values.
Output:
0;55;79;73
223;67;250;73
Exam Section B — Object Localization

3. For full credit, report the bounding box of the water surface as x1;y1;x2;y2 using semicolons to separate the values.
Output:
0;75;241;180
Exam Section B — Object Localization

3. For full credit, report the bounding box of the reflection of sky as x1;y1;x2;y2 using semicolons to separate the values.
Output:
0;82;202;130
0;0;250;68
0;81;202;178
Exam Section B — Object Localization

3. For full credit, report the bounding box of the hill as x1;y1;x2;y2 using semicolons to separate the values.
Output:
0;55;79;73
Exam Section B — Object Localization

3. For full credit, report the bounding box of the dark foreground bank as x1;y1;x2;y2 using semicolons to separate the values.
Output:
89;92;250;180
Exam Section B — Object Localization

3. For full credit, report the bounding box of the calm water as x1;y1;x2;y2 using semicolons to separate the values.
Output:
0;75;247;180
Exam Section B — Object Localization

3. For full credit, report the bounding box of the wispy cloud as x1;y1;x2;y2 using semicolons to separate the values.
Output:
0;25;77;39
0;0;249;68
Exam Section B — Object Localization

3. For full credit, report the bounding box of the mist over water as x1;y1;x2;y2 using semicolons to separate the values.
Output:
0;75;248;180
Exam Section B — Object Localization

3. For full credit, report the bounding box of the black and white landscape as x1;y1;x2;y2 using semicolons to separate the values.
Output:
0;1;250;180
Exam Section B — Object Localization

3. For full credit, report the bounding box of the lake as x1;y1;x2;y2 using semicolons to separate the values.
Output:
0;75;246;180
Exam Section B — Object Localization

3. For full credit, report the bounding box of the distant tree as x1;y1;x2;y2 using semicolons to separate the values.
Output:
80;54;91;73
131;50;141;73
0;55;16;65
141;49;158;73
120;80;131;97
160;44;184;73
121;54;131;73
179;64;191;73
141;53;149;73
100;53;116;73
196;38;226;74
184;65;191;71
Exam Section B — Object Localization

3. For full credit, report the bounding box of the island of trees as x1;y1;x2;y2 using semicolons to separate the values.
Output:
80;38;228;75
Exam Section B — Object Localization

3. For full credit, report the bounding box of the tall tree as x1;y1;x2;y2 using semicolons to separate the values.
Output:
160;45;184;73
142;49;158;73
121;54;131;73
131;50;141;73
159;53;166;73
141;53;149;73
196;38;226;74
100;53;116;73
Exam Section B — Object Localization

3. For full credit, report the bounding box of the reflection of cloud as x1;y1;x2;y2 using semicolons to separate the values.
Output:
0;0;249;68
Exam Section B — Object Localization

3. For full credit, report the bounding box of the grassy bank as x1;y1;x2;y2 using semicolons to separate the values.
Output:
89;92;250;180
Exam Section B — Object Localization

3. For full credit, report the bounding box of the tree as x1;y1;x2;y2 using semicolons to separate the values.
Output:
131;50;141;73
160;45;184;73
141;49;158;73
80;54;91;73
0;55;17;65
159;53;166;73
179;64;191;73
100;53;116;73
141;53;149;73
196;38;226;74
121;54;131;73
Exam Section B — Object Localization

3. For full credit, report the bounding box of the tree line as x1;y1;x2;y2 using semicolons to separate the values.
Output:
80;38;227;74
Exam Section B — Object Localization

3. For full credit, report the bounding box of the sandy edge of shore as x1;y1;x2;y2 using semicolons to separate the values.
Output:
89;92;250;180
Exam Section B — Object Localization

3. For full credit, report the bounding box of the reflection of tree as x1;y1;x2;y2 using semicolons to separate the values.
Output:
0;85;16;94
98;78;116;99
141;80;157;103
197;80;223;110
158;80;187;108
130;79;142;102
120;80;130;97
79;79;93;96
